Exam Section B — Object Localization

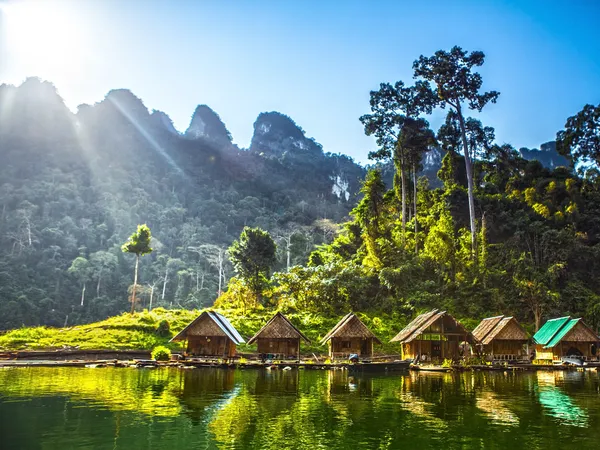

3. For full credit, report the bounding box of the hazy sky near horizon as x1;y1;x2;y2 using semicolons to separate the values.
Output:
1;0;599;163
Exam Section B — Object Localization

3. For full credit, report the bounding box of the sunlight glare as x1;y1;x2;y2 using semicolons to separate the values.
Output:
2;0;86;81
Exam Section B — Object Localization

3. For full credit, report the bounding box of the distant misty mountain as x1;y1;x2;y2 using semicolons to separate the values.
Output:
519;141;570;169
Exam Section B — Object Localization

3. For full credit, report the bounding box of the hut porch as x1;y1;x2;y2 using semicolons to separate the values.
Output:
329;337;374;358
187;335;236;358
256;338;301;359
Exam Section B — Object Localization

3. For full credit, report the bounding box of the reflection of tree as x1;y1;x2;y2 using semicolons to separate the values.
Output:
475;390;519;426
0;367;183;417
176;368;236;425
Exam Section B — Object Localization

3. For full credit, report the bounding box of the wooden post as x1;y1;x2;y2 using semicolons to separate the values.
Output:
441;319;445;360
297;338;300;362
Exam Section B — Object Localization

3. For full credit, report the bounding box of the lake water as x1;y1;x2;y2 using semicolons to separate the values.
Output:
0;367;599;449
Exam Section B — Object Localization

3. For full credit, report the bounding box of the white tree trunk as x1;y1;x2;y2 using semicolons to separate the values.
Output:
456;102;477;258
80;283;86;307
413;163;418;255
131;255;139;314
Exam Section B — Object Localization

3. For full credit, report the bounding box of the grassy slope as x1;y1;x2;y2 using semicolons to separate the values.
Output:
0;307;408;355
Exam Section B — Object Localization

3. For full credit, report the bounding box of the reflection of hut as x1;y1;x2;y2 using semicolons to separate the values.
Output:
533;317;599;363
170;311;245;358
472;316;530;362
391;309;474;362
247;312;310;360
320;313;382;358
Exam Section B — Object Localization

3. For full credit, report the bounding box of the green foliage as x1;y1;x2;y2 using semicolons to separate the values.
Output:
155;319;171;337
151;345;171;361
121;224;153;257
228;227;277;304
557;103;600;170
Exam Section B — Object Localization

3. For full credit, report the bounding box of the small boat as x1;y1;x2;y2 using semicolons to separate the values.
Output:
411;364;452;372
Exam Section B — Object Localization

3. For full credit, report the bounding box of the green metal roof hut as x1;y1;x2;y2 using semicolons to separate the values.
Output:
533;317;599;363
171;311;245;358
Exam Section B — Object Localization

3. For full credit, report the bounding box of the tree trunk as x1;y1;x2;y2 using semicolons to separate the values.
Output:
80;283;86;307
96;268;102;297
217;250;224;295
161;268;168;301
481;212;487;288
286;236;291;272
455;102;477;259
413;162;418;255
149;285;154;311
533;302;542;332
401;154;407;238
131;255;139;314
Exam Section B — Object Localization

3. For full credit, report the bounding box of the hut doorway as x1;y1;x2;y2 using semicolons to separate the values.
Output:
360;339;369;355
431;341;441;358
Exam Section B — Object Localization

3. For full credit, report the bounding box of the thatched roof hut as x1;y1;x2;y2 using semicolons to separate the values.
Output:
533;316;599;362
320;313;381;358
390;309;473;361
171;311;245;358
472;316;529;361
247;312;310;359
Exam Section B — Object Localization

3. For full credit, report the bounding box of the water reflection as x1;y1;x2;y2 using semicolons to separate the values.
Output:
536;371;589;427
1;368;600;449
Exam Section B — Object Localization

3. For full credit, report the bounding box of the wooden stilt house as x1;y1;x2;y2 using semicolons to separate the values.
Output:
320;313;381;359
472;316;530;362
170;311;245;358
533;316;599;363
391;309;474;362
247;312;311;360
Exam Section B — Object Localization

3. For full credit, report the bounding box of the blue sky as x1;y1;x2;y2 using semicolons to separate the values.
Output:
1;0;599;163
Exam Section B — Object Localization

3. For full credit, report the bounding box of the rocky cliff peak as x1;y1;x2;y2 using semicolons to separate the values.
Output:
150;110;178;134
249;111;323;159
185;105;232;146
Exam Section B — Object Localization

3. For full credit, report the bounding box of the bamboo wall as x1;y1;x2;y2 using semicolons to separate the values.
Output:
535;341;598;361
402;339;462;361
257;338;300;358
330;337;373;357
483;340;528;359
187;336;236;357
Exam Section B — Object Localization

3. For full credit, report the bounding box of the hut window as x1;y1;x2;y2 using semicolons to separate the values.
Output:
342;341;351;349
592;344;597;356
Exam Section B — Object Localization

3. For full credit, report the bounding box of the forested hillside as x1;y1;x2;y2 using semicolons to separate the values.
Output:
2;44;598;334
0;77;364;328
218;46;600;333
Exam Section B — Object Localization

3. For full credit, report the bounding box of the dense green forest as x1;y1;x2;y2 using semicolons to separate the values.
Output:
0;77;364;328
1;45;599;332
220;46;600;333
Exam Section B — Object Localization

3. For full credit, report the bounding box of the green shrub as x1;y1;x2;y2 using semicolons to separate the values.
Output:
151;345;171;361
441;358;453;368
155;319;171;337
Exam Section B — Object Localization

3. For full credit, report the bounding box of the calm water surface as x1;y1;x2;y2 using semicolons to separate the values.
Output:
0;367;599;449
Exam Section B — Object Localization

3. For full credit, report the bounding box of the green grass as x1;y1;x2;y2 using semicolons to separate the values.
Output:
0;307;408;355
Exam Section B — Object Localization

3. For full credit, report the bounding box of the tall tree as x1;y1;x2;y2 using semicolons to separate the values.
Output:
121;224;153;314
228;227;277;305
399;118;436;254
557;103;600;171
360;82;434;237
414;46;499;256
68;256;91;307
